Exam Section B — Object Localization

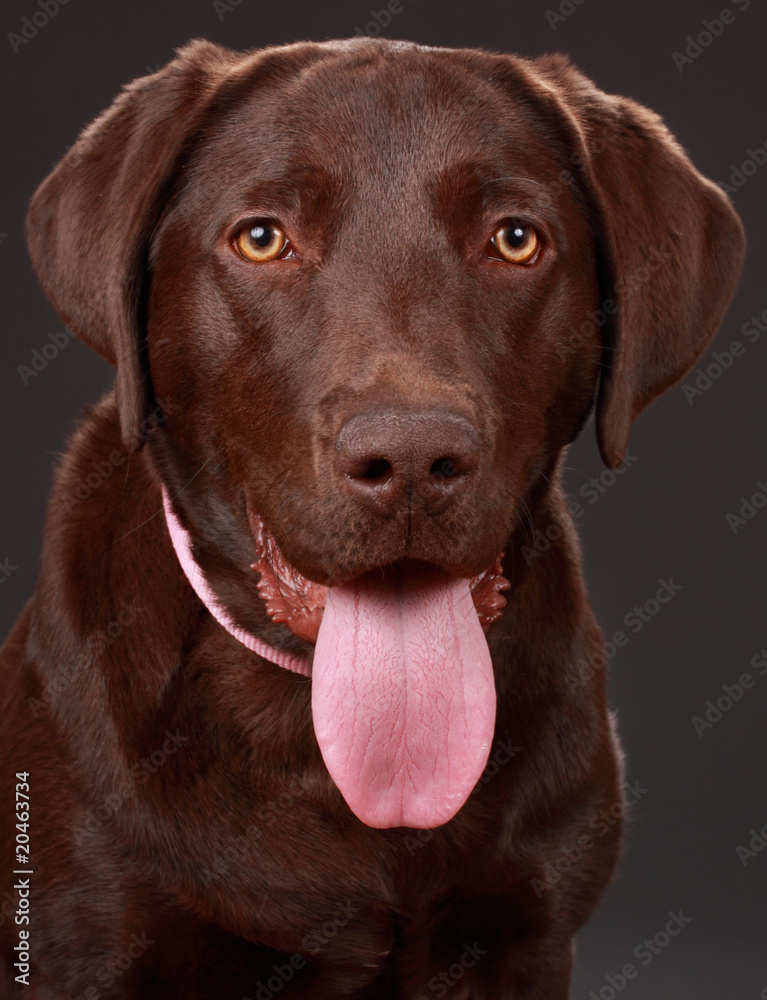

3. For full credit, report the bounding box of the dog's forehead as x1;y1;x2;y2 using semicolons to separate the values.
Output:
184;48;570;215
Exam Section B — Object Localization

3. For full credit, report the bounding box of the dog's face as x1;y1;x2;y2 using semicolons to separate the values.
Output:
27;38;742;599
147;47;602;587
25;38;744;828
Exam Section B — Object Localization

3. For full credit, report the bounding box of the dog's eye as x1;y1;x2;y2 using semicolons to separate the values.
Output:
235;222;288;262
490;223;540;264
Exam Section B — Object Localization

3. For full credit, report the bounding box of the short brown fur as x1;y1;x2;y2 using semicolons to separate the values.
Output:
1;37;744;999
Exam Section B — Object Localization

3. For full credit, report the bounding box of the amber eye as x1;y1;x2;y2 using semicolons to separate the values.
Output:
490;223;540;264
235;222;288;262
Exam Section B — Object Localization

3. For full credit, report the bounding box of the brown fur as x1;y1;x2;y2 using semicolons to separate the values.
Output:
0;37;744;999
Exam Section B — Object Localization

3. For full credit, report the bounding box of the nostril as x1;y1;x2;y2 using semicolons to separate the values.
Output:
357;458;392;482
430;457;460;479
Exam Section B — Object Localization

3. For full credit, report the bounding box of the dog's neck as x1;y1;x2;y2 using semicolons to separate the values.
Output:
162;485;312;677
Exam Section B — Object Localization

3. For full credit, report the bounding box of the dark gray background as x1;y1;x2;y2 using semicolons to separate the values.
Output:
1;0;765;995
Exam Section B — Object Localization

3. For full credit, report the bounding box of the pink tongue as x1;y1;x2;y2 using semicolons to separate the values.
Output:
311;565;496;829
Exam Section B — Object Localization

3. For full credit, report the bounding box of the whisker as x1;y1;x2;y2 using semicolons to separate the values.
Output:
112;456;212;545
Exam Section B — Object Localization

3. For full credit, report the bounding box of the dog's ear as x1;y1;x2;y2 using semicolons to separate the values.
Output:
533;55;746;469
25;39;239;451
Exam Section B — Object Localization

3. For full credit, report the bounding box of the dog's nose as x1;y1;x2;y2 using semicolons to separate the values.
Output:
335;409;480;516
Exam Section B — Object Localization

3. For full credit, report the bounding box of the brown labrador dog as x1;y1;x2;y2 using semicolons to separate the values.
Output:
0;36;744;1000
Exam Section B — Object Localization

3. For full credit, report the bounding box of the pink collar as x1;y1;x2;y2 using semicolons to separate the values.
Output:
161;485;312;677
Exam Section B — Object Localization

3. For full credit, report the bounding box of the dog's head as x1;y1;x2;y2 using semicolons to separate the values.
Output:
27;38;744;827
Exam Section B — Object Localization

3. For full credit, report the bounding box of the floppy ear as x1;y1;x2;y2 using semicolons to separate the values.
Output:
25;39;239;450
534;56;746;469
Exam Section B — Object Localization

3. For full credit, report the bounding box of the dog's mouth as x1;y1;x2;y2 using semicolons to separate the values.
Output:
248;506;510;829
248;508;510;643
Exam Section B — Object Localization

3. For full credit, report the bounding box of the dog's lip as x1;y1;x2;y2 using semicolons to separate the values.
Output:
246;502;510;643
